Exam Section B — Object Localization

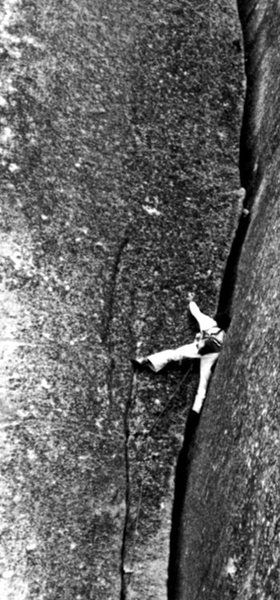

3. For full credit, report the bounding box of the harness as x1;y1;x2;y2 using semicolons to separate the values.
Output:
201;328;223;353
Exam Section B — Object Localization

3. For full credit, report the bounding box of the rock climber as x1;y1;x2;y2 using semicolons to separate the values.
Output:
132;300;231;414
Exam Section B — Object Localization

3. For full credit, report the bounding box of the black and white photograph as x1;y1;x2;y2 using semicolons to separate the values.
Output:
0;1;279;599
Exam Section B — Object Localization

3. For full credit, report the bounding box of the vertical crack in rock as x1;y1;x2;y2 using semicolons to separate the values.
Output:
98;228;135;599
167;409;200;599
217;206;250;318
119;289;139;600
217;0;270;320
101;230;130;346
97;227;133;598
101;230;130;411
119;371;136;600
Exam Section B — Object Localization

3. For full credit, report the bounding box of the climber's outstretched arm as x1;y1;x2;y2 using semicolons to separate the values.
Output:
189;300;217;332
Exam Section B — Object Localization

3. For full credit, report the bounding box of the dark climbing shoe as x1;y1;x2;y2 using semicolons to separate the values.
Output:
131;358;151;371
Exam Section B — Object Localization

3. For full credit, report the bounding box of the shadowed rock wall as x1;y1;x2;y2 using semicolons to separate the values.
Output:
170;2;280;598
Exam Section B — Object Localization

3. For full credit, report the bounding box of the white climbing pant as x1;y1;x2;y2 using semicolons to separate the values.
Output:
145;345;219;414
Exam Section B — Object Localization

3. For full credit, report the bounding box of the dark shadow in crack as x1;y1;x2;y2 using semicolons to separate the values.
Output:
167;408;200;600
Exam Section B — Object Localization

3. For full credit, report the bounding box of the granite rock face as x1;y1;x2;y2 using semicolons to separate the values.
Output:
170;2;280;598
0;1;243;599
